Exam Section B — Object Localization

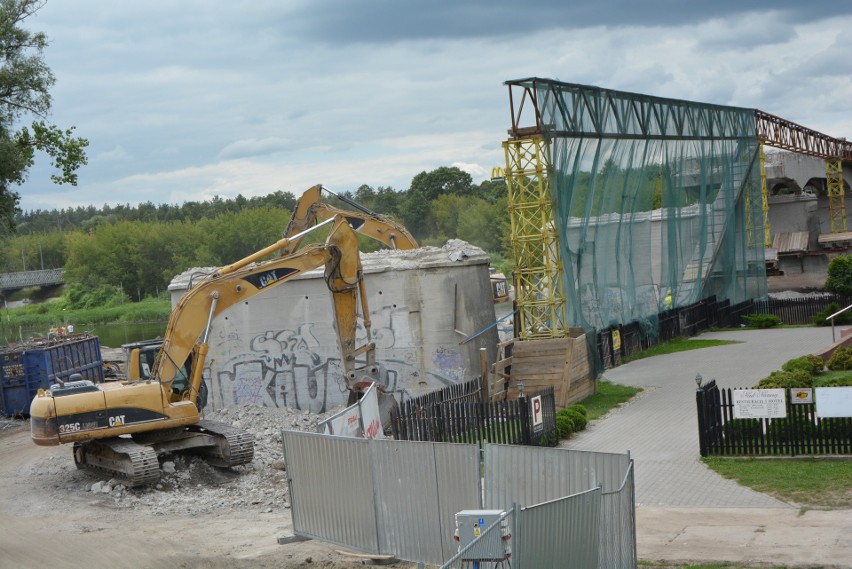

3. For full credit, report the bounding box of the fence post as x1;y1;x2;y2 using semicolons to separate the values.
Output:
696;387;708;457
519;394;531;445
480;347;490;402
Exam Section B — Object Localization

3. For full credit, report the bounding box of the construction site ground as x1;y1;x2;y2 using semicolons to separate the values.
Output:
1;327;850;568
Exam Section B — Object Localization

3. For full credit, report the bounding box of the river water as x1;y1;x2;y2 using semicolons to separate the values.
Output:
0;320;167;348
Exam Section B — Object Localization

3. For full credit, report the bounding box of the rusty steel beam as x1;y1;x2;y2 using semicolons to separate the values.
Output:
755;109;852;161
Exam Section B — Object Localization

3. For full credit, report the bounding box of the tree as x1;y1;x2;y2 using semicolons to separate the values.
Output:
825;255;852;297
0;0;88;234
409;166;473;201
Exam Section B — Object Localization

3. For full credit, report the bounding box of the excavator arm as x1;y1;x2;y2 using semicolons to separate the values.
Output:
150;214;378;402
282;184;418;254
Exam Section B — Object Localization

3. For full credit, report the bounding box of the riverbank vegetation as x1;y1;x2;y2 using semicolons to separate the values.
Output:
4;168;512;318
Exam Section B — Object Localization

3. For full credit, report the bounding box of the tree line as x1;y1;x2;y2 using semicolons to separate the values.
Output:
1;166;511;307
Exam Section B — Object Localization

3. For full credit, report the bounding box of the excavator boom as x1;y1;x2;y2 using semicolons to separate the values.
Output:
282;184;418;254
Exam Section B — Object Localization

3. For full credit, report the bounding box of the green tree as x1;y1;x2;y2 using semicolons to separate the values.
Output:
825;255;852;296
0;0;89;234
409;166;473;201
197;206;292;266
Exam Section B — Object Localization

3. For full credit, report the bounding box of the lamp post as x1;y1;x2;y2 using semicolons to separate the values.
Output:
695;373;703;389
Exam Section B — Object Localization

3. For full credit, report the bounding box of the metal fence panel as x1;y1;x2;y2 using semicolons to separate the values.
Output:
282;430;379;553
371;440;481;565
600;462;636;569
517;487;601;569
433;442;483;561
483;444;630;509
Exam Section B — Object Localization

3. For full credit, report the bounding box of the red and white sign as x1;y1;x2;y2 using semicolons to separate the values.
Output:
531;395;543;431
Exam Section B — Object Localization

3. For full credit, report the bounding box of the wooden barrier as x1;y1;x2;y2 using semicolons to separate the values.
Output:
490;330;594;408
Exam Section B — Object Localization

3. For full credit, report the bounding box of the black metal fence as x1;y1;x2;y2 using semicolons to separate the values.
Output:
756;295;852;325
392;383;557;446
696;380;852;456
595;294;852;371
397;377;482;416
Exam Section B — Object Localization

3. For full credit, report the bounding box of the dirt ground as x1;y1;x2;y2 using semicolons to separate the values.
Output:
0;422;416;569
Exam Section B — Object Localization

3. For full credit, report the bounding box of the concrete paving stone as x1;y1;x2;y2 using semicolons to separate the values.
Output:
559;327;852;566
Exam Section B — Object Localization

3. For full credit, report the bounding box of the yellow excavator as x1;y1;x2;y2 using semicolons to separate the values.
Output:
30;215;383;486
282;184;418;254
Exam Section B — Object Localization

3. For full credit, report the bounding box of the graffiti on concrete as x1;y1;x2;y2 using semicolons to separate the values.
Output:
211;303;475;411
211;304;435;411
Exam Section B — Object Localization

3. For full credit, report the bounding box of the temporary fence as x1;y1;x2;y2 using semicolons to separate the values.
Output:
282;431;481;565
696;381;852;456
483;444;635;569
513;488;602;569
392;386;557;446
282;431;636;568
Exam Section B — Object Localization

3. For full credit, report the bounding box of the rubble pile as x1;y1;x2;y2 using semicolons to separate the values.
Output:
30;405;341;516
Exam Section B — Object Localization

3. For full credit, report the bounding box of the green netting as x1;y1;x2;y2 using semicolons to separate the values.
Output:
521;78;767;333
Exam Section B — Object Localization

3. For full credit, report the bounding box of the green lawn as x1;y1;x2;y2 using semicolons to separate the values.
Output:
581;380;642;421
623;337;740;363
703;457;852;508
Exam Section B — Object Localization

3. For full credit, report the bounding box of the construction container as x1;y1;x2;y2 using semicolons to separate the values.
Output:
0;334;104;417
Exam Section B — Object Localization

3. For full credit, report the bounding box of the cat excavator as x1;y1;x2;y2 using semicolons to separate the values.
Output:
30;215;384;486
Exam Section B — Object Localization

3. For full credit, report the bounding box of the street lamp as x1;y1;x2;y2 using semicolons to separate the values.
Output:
695;373;703;388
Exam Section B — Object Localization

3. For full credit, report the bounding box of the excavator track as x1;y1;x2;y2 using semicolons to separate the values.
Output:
188;419;254;467
73;438;161;487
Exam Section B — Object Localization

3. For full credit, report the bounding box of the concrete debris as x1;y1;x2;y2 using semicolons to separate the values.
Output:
20;403;341;516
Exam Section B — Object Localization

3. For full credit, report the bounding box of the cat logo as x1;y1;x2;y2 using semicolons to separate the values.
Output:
108;415;126;427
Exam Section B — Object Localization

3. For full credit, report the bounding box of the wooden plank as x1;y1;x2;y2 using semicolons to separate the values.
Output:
558;336;576;408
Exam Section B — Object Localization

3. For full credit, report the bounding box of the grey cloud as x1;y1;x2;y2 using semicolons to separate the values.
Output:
284;0;852;44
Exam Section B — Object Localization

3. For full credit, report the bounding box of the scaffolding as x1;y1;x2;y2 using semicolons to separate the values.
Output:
504;78;767;334
504;135;567;339
826;159;847;234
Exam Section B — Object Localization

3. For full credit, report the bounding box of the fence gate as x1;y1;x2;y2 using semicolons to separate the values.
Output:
696;381;852;456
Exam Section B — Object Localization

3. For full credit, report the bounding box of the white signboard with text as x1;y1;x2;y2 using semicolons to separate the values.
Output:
732;389;786;419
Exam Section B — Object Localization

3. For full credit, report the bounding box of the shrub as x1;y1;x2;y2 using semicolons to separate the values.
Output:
741;314;781;328
754;369;813;389
827;346;852;371
723;418;762;441
568;403;588;418
563;408;588;431
555;414;575;439
825;255;852;296
767;417;815;442
781;355;825;375
812;302;852;327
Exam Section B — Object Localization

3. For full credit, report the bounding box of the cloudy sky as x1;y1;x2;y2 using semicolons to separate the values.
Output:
18;0;852;212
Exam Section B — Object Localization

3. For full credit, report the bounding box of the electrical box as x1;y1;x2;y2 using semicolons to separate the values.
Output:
454;509;510;561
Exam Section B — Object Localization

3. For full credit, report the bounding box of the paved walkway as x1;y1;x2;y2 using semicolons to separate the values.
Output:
561;327;852;566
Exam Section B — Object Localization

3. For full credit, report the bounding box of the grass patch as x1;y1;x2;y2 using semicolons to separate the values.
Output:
703;457;852;508
0;296;171;328
640;564;791;569
580;380;642;421
813;369;852;387
623;337;740;363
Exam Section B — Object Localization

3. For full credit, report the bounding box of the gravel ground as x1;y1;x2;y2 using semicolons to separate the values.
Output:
1;404;342;517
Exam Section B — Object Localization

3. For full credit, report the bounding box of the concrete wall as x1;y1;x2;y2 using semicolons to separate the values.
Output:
169;241;500;412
